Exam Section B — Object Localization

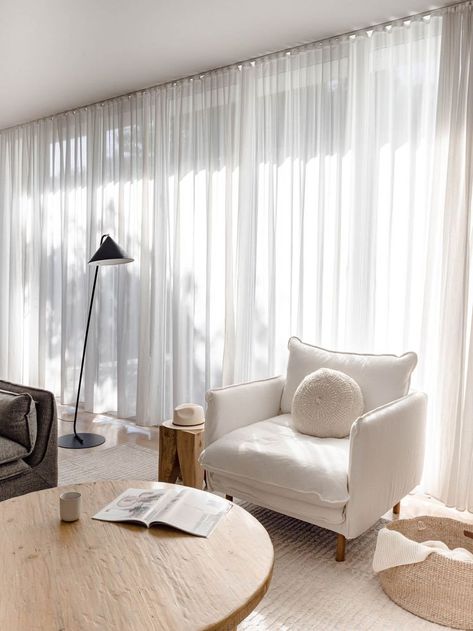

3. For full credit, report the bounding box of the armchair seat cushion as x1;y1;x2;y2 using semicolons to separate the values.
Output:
200;414;350;508
0;458;29;481
0;435;30;466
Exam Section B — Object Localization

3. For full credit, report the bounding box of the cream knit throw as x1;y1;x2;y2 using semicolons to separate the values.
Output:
373;526;473;573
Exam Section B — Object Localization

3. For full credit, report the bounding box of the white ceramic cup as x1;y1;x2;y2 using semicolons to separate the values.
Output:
60;491;81;522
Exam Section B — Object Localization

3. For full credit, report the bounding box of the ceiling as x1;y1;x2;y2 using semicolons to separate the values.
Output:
0;0;448;130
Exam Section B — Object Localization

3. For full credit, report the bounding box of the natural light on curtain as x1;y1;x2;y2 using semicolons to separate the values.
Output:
0;4;472;507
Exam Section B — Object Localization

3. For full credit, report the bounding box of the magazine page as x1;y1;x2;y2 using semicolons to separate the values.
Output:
93;487;168;524
148;487;232;537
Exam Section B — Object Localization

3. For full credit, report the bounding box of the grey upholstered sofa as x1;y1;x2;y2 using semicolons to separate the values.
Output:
0;380;57;501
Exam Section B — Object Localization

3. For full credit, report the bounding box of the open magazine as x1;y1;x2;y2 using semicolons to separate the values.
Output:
92;486;232;537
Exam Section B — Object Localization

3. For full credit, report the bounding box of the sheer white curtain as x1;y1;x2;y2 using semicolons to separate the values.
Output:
2;2;471;513
0;13;443;428
424;2;473;511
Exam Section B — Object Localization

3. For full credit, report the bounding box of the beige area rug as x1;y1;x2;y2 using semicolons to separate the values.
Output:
238;506;445;631
59;443;445;631
58;444;158;485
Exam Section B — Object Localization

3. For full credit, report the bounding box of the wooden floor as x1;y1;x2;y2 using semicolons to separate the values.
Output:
57;404;160;451
57;404;473;525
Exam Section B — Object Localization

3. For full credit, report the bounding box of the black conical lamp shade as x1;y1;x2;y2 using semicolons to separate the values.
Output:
88;235;134;266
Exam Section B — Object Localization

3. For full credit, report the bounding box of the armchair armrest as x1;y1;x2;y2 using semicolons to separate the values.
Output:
345;391;427;539
0;380;58;489
205;376;285;446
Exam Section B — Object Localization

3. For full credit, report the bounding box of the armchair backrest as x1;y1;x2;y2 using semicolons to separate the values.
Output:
281;337;417;414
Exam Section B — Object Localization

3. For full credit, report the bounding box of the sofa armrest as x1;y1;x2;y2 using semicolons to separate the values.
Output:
205;376;285;446
345;391;427;539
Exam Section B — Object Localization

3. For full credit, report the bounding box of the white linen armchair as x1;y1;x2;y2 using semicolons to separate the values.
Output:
200;338;427;561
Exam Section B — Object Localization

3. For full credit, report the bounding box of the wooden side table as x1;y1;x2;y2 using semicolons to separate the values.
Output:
159;420;205;489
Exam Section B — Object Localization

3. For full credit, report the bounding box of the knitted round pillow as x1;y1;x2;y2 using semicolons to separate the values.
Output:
291;368;364;438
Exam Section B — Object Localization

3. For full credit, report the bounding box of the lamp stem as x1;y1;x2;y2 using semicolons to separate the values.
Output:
72;264;100;442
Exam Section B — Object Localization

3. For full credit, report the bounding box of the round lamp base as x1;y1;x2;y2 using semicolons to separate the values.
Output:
58;433;106;449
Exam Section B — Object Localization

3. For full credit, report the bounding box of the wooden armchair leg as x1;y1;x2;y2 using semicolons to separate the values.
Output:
393;501;401;515
336;534;346;562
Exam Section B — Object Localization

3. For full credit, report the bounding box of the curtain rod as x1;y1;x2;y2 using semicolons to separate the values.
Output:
1;0;469;134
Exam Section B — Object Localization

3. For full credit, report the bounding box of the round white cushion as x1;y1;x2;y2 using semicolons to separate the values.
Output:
291;368;364;438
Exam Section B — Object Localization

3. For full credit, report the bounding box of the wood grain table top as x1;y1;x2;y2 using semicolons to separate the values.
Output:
0;480;274;630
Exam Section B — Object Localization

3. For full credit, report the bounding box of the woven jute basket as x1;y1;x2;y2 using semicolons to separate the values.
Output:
378;516;473;629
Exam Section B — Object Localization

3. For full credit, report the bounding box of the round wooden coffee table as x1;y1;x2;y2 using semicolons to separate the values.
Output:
0;480;273;630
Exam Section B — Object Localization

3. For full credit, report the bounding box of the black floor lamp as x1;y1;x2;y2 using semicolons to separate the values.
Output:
58;234;134;449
